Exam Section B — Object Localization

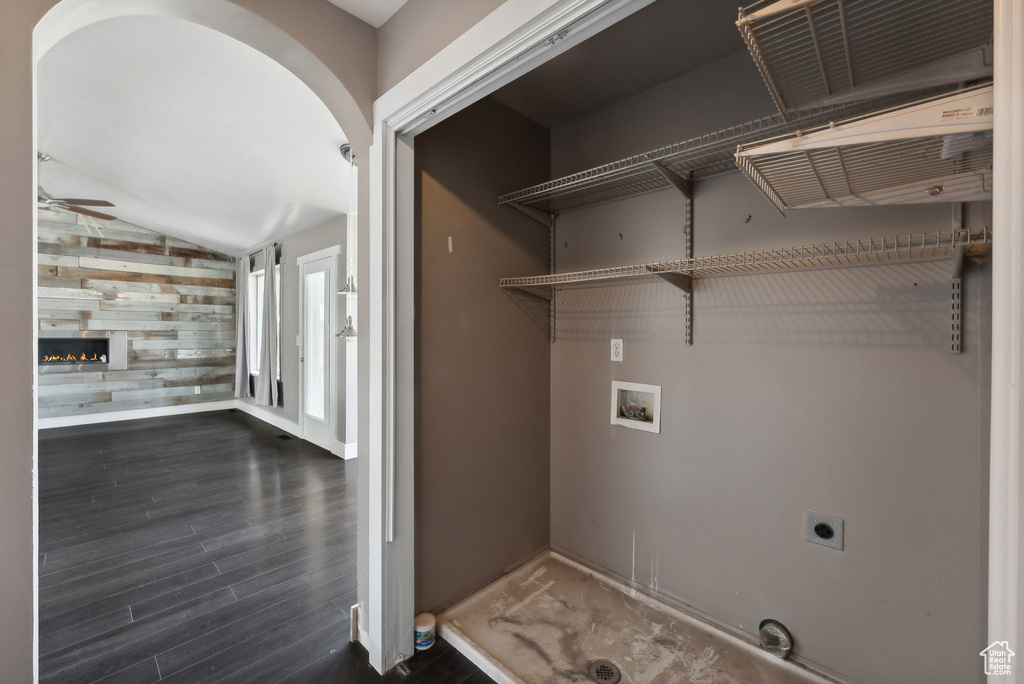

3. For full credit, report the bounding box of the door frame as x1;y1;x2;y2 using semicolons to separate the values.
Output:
366;0;656;672
989;0;1024;669
296;245;341;453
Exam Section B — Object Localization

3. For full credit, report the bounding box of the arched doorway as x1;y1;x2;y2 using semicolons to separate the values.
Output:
0;1;371;679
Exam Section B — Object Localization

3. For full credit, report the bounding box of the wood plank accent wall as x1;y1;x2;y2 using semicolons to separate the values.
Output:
37;208;236;418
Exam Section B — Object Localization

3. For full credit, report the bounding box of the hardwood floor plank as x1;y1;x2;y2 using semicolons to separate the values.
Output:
39;607;133;657
158;597;349;684
38;411;485;684
90;657;161;684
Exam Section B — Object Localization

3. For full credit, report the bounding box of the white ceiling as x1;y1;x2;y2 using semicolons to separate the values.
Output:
38;16;353;255
492;0;745;129
324;0;410;28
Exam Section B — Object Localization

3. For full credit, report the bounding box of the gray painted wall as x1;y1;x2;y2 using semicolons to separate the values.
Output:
548;51;991;684
377;0;505;95
238;217;350;443
414;97;551;614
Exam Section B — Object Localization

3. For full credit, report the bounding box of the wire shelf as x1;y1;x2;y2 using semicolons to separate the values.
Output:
498;89;956;216
499;228;990;291
737;0;993;115
736;85;993;214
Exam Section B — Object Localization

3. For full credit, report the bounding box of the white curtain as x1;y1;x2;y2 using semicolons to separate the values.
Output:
254;245;279;407
233;256;250;398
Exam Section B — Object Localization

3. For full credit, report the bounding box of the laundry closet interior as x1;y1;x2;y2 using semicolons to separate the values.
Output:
411;2;993;683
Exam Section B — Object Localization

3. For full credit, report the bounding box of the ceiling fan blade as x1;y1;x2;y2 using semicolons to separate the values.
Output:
52;198;115;207
66;205;117;221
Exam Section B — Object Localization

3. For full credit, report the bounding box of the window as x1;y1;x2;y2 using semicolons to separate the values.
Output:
247;264;281;379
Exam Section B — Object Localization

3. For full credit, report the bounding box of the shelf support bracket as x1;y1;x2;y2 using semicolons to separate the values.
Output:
511;286;552;304
507;201;557;342
951;244;965;354
656;273;692;294
651;161;694;344
508;201;556;229
950;203;965;354
651;161;693;200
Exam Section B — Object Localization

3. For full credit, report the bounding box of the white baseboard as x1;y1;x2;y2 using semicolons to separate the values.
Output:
342;441;358;460
232;402;356;459
38;400;237;429
40;399;357;461
231;400;303;438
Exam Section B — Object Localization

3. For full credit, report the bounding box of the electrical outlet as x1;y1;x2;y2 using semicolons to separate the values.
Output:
805;511;844;551
611;339;623;362
194;386;201;395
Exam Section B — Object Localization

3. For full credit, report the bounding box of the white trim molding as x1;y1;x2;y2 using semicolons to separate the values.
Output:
232;400;303;437
295;245;343;451
37;399;237;430
366;0;654;673
990;2;1024;678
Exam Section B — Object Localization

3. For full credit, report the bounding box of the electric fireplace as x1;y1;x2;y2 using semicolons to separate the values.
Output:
38;331;128;372
40;337;109;366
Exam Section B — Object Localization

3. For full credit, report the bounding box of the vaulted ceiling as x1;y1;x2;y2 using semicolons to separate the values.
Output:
38;16;353;255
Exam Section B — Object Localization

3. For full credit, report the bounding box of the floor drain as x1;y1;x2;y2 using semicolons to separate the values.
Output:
588;660;621;684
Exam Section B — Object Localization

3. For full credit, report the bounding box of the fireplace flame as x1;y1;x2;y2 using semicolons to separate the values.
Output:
42;352;105;363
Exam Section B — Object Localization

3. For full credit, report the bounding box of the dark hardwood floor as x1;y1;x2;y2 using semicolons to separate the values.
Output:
39;410;488;684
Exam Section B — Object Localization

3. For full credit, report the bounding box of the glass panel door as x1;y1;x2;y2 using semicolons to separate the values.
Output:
304;269;327;422
300;253;335;449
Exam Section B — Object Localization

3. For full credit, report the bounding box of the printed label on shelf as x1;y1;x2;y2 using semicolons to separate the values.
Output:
940;106;993;122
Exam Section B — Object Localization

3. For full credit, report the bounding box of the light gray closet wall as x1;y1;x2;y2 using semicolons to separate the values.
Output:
238;217;349;441
548;52;990;684
414;97;551;614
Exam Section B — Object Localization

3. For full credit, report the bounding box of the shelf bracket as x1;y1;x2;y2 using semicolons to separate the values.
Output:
651;161;693;200
950;204;964;354
951;244;965;354
507;201;557;342
651;162;694;343
508;201;557;229
511;285;552;304
656;273;692;294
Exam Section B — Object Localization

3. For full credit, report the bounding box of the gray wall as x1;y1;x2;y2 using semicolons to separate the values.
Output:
37;209;235;419
548;51;990;684
377;0;505;95
414;97;551;614
238;217;350;443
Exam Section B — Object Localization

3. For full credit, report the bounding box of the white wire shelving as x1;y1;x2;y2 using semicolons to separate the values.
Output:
736;0;993;115
736;85;993;215
500;228;990;292
497;91;950;217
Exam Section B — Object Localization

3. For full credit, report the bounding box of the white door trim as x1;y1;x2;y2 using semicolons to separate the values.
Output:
990;1;1024;676
296;245;342;264
297;246;341;450
366;0;654;672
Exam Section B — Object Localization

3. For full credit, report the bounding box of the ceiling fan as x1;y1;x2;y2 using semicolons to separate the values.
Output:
37;151;117;221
